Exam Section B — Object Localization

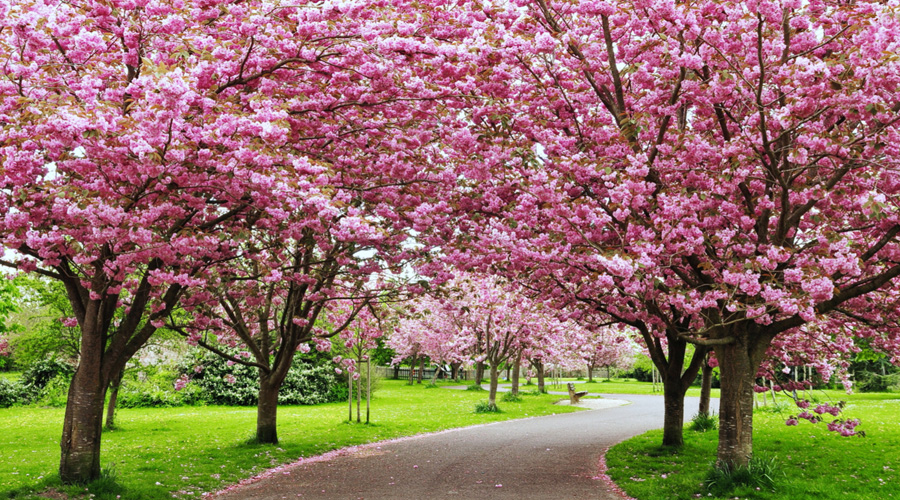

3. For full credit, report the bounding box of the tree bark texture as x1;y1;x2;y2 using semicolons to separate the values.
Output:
511;352;522;396
699;353;714;416
59;362;106;483
534;360;545;393
715;329;773;468
407;355;417;385
104;370;124;429
488;365;500;409
256;376;280;444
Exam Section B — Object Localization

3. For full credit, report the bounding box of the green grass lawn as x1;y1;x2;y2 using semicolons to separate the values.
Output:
540;378;722;399
0;379;580;499
607;392;900;500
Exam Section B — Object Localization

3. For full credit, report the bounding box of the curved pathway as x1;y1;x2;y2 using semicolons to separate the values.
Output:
215;394;718;499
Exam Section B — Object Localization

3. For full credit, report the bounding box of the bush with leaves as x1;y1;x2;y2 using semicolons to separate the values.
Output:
116;366;207;409
0;377;25;407
21;358;74;398
180;351;346;406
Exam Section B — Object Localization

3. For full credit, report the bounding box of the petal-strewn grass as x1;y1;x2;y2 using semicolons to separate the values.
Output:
606;394;900;500
0;379;580;499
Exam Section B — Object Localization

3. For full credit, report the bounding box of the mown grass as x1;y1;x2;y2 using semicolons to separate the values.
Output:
541;378;722;399
0;379;579;499
607;395;900;500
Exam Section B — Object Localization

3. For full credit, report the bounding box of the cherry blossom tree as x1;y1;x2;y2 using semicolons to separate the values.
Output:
433;0;900;467
576;326;638;382
389;297;472;385
0;0;293;481
0;0;466;481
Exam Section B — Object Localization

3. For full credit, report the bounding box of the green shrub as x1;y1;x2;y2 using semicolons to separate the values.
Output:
465;384;485;391
0;377;25;407
31;374;71;407
21;358;74;394
116;365;207;408
703;455;781;495
689;412;718;432
856;372;900;393
117;385;190;409
181;352;346;406
280;364;348;405
474;401;501;413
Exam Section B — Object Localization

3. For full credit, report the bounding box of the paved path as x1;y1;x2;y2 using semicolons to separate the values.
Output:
215;394;718;500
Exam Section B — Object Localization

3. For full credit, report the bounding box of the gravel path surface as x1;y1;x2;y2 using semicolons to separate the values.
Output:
214;393;718;500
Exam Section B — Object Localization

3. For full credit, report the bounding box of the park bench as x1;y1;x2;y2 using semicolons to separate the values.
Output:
567;383;588;404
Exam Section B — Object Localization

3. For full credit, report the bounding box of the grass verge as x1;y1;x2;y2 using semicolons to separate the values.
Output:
0;379;578;499
606;395;900;500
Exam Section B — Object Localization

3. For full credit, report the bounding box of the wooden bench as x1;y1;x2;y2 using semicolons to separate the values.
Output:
567;383;588;404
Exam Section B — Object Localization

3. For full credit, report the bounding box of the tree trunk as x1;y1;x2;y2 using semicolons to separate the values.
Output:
716;339;763;468
488;364;499;410
407;355;416;385
587;363;594;383
535;361;546;393
511;352;522;396
105;370;124;430
417;358;424;384
348;372;354;421
356;372;362;423
647;335;707;448
475;361;484;385
661;369;687;447
699;354;713;416
366;360;371;424
451;362;460;381
606;365;611;381
59;361;107;483
256;376;280;444
392;364;399;380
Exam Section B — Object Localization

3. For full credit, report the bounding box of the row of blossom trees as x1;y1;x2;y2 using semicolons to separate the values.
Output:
388;274;637;409
3;0;900;486
0;0;470;482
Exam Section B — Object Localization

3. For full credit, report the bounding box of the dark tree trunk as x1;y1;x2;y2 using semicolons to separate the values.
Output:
257;375;280;444
59;360;107;483
407;355;417;385
648;335;707;448
105;370;124;430
587;363;594;383
392;364;399;380
534;360;545;393
451;362;460;381
475;361;484;385
417;358;424;384
699;353;714;416
716;336;767;468
356;370;362;423
487;365;500;410
511;351;522;396
661;372;687;447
